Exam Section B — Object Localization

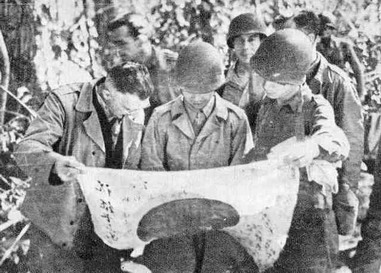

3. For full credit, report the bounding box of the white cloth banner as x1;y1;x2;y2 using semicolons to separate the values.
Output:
78;160;299;271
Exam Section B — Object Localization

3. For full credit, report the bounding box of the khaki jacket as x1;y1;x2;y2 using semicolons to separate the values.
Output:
141;94;253;171
15;79;144;250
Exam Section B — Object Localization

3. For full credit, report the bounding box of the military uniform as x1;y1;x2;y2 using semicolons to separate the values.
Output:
141;94;253;171
219;60;265;108
246;92;349;273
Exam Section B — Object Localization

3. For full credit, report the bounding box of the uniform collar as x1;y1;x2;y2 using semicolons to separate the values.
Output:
75;78;104;113
306;52;328;92
171;93;228;121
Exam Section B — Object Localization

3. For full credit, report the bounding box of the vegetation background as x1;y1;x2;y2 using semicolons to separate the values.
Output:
0;0;380;271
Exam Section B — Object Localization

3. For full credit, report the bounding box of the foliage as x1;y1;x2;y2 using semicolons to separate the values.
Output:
0;87;33;272
33;0;103;92
0;127;30;272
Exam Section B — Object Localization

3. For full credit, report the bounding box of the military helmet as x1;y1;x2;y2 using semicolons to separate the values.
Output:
175;41;224;93
250;29;315;85
227;13;267;49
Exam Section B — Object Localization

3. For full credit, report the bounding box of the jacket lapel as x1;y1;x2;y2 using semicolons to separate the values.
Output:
171;98;195;140
83;112;105;152
75;79;106;153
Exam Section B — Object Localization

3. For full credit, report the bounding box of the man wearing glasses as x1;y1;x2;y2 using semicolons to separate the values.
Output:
15;62;153;272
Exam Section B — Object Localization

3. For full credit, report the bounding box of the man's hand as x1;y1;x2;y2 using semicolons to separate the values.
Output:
267;136;320;168
52;155;85;183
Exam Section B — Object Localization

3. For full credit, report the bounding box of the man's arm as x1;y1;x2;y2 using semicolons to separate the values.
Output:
15;92;83;183
229;111;254;166
310;94;350;162
335;79;364;191
341;40;365;100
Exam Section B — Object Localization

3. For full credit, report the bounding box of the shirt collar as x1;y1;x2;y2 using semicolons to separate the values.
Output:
144;46;158;71
171;94;228;121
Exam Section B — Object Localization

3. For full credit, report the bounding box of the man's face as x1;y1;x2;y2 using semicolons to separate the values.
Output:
108;25;149;63
182;89;214;110
233;33;262;65
263;80;300;101
104;79;150;119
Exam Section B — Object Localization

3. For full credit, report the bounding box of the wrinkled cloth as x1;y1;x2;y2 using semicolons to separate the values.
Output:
77;162;299;272
245;92;349;272
306;53;364;191
15;80;145;273
219;60;265;108
141;94;254;171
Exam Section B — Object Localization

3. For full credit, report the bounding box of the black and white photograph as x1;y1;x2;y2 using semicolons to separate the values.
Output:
0;0;379;272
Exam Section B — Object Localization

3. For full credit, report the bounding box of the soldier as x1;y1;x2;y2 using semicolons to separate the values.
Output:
277;10;364;195
106;13;179;121
316;12;365;100
15;63;154;272
277;10;364;243
218;13;267;109
245;29;350;272
140;41;257;272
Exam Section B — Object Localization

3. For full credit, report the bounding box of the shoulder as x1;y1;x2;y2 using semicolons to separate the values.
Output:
216;95;247;120
52;82;85;97
150;97;181;120
153;46;178;71
320;55;354;85
308;94;335;116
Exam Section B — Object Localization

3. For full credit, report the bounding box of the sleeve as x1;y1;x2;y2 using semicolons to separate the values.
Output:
17;92;65;153
15;92;66;176
309;95;350;163
229;111;254;166
140;111;167;171
13;92;83;249
336;80;364;190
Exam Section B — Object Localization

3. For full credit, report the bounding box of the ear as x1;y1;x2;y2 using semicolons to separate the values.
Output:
100;84;111;101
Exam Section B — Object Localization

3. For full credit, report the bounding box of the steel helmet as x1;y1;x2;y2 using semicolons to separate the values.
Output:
227;13;267;49
250;29;315;85
175;41;224;93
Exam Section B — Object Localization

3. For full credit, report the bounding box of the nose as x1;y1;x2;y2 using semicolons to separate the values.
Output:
241;39;250;50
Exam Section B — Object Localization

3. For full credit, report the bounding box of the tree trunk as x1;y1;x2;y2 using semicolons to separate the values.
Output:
0;28;10;126
0;0;37;124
